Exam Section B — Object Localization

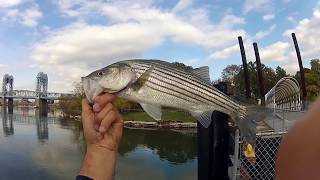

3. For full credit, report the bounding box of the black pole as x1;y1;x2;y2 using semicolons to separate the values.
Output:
198;82;230;180
238;36;251;99
291;33;307;110
253;42;265;106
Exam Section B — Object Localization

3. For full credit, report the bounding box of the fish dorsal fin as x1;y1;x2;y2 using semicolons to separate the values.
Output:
132;66;154;90
191;66;211;83
140;103;162;121
190;110;213;128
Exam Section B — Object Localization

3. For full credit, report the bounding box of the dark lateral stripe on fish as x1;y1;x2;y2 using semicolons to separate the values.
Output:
132;62;240;108
133;67;238;113
145;76;237;113
132;66;239;111
142;61;238;105
144;60;234;101
133;64;231;104
149;62;241;108
133;69;237;113
144;83;196;104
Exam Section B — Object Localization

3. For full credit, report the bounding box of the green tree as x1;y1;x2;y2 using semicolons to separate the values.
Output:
221;64;241;84
310;59;320;75
275;66;287;81
172;62;193;70
228;62;277;102
295;60;320;102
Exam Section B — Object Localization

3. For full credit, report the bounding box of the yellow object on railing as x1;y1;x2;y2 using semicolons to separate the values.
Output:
244;143;256;158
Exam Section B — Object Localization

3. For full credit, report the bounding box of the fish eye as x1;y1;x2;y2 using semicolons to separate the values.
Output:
97;71;104;76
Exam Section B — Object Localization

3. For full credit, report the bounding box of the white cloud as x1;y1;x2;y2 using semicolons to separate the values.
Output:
243;0;271;13
254;24;276;39
0;2;42;27
20;6;42;27
259;41;291;62
211;1;320;75
0;0;23;8
263;13;275;21
209;44;239;60
173;0;193;12
32;1;247;91
210;24;276;60
283;3;320;64
287;16;297;24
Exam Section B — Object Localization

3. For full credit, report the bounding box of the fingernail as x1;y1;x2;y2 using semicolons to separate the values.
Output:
93;104;101;112
99;126;106;133
94;124;99;131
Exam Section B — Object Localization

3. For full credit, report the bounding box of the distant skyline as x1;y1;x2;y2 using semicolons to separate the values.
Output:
0;0;319;92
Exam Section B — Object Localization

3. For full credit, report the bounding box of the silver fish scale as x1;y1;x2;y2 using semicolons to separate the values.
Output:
133;60;240;108
120;60;246;119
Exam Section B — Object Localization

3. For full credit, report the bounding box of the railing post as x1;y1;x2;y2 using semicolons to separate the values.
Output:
253;42;266;106
291;33;307;110
232;129;240;180
238;36;251;99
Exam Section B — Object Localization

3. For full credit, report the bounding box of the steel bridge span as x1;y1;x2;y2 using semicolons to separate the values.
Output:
1;72;73;115
1;90;72;100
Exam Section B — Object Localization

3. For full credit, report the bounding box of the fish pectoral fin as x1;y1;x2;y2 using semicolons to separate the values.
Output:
191;66;210;83
140;103;162;121
131;66;154;91
190;110;213;128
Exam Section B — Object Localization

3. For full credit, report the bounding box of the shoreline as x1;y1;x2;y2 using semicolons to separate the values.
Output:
124;121;197;129
61;114;198;130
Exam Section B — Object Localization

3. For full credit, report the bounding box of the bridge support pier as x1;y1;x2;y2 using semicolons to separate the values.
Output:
2;98;13;114
36;98;48;116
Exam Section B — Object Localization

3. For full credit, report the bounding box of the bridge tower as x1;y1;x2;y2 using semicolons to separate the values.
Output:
35;72;48;116
2;74;14;113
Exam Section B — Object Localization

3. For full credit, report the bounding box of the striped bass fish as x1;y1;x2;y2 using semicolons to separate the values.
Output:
82;59;259;141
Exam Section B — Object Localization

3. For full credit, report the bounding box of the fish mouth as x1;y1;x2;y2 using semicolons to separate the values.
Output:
81;77;104;104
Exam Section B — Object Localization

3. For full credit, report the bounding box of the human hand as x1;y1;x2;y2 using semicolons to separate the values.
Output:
81;93;123;152
80;93;123;180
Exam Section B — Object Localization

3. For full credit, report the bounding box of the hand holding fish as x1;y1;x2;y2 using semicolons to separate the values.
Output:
79;93;123;180
82;93;123;151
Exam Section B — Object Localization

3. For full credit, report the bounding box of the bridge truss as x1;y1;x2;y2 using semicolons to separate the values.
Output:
1;72;72;100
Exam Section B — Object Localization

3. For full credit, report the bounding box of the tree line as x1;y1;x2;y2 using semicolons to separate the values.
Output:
219;59;320;102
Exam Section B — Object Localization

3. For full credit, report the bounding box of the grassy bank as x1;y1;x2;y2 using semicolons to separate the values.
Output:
122;111;196;123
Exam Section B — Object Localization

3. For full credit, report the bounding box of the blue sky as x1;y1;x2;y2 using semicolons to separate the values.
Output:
0;0;319;92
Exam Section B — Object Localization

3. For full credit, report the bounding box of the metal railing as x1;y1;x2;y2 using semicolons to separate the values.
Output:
235;132;284;180
231;109;304;179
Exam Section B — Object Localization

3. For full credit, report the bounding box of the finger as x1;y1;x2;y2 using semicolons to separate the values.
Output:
95;103;113;124
98;110;118;133
112;117;124;142
93;93;116;112
81;99;95;131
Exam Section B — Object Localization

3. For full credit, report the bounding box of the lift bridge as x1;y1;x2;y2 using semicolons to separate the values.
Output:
1;72;73;115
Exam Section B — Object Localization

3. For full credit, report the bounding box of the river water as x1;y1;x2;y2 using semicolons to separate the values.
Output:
0;107;197;180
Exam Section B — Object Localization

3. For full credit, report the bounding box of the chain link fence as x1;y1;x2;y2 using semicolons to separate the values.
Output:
232;132;286;180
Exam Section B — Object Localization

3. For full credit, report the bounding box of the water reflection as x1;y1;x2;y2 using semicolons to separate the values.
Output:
0;108;197;180
35;114;49;142
119;128;197;164
2;108;14;136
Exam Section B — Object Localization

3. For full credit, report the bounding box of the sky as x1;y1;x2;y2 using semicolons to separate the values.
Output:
0;0;319;93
